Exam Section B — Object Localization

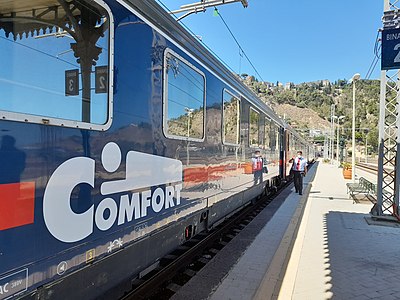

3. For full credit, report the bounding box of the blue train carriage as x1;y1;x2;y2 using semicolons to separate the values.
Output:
0;0;297;299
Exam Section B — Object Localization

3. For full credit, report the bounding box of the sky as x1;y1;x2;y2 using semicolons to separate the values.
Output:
157;0;383;85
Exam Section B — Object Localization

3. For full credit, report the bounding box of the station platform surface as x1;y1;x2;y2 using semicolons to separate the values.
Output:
172;160;400;300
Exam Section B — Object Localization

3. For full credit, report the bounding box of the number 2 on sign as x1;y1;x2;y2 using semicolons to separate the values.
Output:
99;76;106;90
394;43;400;63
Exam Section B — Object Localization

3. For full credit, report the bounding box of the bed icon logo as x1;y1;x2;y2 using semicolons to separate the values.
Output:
57;261;68;276
43;142;183;243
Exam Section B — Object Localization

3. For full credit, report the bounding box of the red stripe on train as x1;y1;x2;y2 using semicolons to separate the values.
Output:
0;182;35;230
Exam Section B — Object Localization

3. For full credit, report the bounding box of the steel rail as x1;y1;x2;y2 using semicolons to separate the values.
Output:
120;182;291;299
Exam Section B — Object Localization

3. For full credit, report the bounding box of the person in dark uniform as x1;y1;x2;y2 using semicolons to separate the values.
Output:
291;151;307;195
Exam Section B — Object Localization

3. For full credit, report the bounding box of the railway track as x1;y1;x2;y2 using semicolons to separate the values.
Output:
120;191;277;299
356;162;395;174
119;166;314;300
356;162;378;173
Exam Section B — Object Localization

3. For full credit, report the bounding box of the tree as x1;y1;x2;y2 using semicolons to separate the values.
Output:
239;74;380;152
367;128;378;153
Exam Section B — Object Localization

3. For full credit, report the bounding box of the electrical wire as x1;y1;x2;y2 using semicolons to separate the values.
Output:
365;30;381;80
156;0;238;76
366;55;379;80
157;0;265;82
214;8;265;82
365;54;378;80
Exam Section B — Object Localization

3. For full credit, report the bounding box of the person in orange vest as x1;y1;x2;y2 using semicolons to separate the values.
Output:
252;150;263;185
290;150;308;195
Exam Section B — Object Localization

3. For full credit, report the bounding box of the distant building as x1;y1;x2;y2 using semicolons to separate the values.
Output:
284;82;294;90
299;80;331;87
321;80;330;86
262;81;275;88
309;129;323;137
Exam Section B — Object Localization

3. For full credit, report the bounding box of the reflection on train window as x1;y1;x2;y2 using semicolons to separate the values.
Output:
249;108;260;147
290;134;295;151
0;0;110;127
270;122;278;150
222;90;240;145
164;50;205;141
264;118;271;150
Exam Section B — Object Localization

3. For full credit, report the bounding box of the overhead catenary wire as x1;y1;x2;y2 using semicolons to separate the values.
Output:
366;51;380;80
157;0;265;82
365;52;379;80
365;30;381;80
214;8;265;82
156;0;238;76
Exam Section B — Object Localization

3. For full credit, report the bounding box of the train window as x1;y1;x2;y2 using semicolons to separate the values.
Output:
264;118;271;150
249;108;260;147
163;49;206;141
222;90;240;145
276;126;281;150
270;122;278;150
0;0;113;130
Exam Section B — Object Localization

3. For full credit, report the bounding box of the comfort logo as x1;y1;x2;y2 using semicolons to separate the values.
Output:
43;142;183;243
0;182;35;231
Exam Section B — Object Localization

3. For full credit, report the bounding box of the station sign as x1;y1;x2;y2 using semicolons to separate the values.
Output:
65;69;79;96
381;28;400;70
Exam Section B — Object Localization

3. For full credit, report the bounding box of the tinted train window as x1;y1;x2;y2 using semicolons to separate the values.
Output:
222;90;240;145
0;0;112;129
163;50;205;141
270;122;278;150
264;118;271;149
249;108;260;147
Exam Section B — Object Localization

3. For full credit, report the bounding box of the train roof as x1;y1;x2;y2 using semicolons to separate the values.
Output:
127;0;286;127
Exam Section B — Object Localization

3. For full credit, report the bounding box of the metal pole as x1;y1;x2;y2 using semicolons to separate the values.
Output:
377;70;386;215
336;121;340;165
365;134;368;163
330;104;335;162
352;80;356;182
375;0;391;216
395;71;400;214
374;0;400;217
384;0;390;11
170;0;248;18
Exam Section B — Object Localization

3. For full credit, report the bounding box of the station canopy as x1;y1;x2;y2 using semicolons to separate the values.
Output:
0;0;110;124
0;0;103;40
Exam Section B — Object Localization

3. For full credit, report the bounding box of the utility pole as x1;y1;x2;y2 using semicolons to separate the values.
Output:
372;0;400;218
365;134;368;163
330;104;335;162
323;133;328;159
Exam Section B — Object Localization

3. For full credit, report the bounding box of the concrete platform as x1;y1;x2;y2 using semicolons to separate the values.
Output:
172;159;400;300
279;161;400;300
172;163;317;300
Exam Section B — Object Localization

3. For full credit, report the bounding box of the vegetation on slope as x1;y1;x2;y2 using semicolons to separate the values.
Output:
242;75;380;152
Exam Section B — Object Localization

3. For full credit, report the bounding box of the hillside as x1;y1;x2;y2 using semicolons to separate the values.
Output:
271;103;331;130
242;75;380;152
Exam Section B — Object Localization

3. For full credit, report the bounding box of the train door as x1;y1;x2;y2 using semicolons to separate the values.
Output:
279;126;285;178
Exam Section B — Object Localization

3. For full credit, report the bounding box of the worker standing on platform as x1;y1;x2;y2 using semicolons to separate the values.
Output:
291;150;308;195
252;150;263;185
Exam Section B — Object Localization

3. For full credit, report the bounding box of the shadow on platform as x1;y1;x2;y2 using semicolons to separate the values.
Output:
323;211;400;299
